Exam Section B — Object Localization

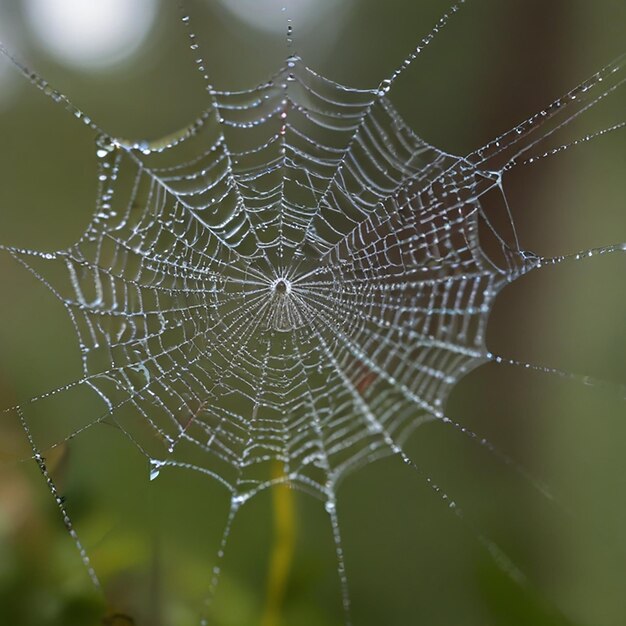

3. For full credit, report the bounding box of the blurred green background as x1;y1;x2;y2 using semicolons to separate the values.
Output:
0;1;625;625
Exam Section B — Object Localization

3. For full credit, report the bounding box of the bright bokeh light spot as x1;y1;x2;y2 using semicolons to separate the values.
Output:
0;7;21;109
215;0;351;35
24;0;158;70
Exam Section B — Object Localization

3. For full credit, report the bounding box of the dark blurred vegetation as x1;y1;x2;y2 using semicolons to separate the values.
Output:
0;1;625;625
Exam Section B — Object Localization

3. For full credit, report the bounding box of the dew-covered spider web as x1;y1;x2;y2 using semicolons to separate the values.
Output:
0;0;625;624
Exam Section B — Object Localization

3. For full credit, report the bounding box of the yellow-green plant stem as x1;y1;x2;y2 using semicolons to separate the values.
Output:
260;464;296;626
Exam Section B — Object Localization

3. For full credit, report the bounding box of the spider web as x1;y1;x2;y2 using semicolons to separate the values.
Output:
0;1;625;624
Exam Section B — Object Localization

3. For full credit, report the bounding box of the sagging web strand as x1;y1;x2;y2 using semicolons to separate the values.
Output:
0;1;625;622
